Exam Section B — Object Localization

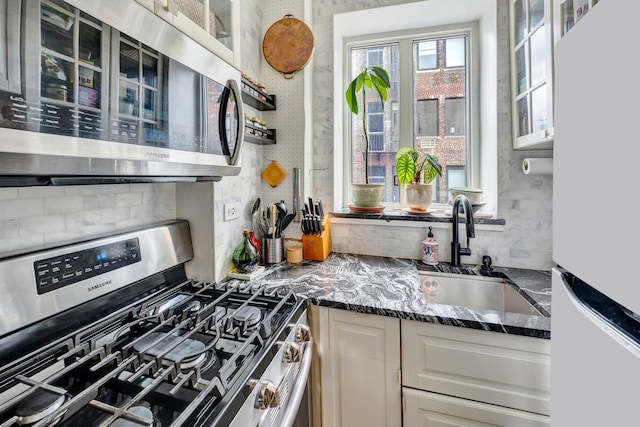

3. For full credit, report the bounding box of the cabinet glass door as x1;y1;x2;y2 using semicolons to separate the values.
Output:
511;0;553;149
173;0;232;50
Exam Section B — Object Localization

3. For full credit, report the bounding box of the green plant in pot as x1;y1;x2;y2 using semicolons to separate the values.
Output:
345;65;391;208
396;147;442;212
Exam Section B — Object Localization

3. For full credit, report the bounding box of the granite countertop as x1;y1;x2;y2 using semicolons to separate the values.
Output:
224;253;551;339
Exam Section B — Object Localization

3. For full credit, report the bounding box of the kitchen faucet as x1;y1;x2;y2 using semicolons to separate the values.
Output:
451;194;475;266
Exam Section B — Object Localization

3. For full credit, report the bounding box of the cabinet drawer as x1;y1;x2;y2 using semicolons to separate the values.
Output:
403;388;550;427
401;320;550;415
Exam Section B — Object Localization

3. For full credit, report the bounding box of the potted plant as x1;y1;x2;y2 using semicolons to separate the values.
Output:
345;65;391;207
396;147;442;212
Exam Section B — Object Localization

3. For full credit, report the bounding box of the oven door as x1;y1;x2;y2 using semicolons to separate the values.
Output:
229;311;313;427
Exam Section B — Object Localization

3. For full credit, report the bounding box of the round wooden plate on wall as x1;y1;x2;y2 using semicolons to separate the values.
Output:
262;14;314;79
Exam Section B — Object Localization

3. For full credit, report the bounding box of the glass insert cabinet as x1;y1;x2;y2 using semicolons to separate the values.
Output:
509;0;554;150
133;0;239;67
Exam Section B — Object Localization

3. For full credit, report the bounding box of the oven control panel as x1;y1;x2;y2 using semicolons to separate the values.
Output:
34;237;141;294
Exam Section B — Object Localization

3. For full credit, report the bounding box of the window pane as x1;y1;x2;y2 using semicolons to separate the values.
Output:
530;0;544;29
530;27;546;87
349;44;399;203
514;0;526;44
414;36;468;204
517;96;530;137
445;37;465;68
417;40;437;70
416;99;438;136
445;98;465;136
515;45;527;95
531;84;547;132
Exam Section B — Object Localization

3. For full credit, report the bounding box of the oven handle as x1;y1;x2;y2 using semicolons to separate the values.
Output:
279;336;314;427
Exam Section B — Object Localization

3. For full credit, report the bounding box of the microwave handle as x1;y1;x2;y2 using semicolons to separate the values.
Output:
226;78;244;166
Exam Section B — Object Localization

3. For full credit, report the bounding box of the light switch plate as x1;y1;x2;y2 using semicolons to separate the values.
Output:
224;202;241;221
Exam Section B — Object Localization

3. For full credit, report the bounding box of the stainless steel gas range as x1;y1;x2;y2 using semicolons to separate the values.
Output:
0;220;312;427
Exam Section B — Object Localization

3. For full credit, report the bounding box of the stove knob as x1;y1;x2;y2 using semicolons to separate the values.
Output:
285;342;302;363
296;325;311;343
257;380;280;409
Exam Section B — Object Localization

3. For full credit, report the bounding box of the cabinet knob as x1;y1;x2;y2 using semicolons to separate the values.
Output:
284;342;302;363
257;380;280;409
296;324;311;343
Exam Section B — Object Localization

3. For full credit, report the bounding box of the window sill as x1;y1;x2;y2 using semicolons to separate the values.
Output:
330;207;505;231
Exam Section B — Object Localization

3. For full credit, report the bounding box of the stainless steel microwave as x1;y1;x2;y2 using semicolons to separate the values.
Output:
0;0;244;186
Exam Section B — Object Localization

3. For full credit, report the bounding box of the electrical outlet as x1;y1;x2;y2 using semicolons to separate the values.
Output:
224;202;241;221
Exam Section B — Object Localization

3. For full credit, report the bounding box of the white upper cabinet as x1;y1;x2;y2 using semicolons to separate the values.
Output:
135;0;239;67
509;0;554;150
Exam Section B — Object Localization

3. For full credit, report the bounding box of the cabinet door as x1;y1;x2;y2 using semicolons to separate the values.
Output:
403;388;550;427
319;307;401;427
0;0;22;94
402;320;550;415
153;0;237;66
510;0;554;149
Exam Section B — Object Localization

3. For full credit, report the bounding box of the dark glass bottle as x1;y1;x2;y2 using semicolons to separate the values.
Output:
232;229;259;273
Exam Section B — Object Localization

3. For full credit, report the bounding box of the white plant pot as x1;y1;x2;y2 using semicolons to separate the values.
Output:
405;183;433;211
351;183;384;207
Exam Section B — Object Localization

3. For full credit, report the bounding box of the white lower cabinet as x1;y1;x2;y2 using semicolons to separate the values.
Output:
317;306;402;427
401;319;550;426
403;388;550;427
313;309;550;427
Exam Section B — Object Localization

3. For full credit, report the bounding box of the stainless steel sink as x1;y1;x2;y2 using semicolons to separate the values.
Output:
418;271;543;316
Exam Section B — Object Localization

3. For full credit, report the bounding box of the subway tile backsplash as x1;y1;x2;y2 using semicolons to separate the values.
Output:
0;183;176;255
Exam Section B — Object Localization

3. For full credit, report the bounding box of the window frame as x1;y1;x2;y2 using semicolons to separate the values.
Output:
342;23;480;210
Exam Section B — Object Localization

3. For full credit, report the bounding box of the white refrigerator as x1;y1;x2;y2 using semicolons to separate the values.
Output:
552;0;640;425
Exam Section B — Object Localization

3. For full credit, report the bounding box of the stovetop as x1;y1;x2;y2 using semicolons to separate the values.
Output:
0;220;306;427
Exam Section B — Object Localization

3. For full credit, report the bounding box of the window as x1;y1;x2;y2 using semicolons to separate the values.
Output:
417;40;437;70
367;102;385;151
348;33;471;206
445;98;465;136
416;99;438;136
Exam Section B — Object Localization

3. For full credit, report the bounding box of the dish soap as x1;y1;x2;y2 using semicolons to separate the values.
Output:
422;226;439;265
232;229;259;273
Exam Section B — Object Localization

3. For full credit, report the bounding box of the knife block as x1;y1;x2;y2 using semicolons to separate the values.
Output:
302;215;332;261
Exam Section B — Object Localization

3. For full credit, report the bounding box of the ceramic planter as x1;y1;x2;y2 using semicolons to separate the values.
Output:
405;183;433;211
351;183;384;207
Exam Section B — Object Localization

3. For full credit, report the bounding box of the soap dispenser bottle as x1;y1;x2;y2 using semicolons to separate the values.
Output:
422;226;439;265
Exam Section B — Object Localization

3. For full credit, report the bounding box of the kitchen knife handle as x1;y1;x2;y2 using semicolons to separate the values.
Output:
308;197;315;216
